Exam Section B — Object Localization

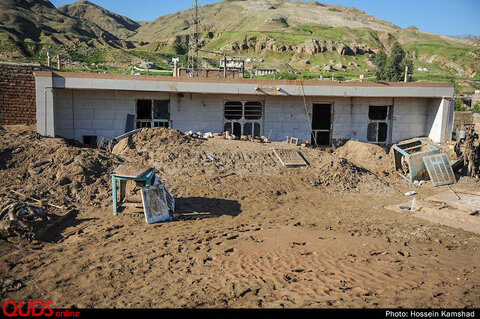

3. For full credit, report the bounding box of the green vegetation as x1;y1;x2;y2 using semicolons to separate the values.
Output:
472;103;480;114
1;0;478;95
455;99;468;111
372;42;413;82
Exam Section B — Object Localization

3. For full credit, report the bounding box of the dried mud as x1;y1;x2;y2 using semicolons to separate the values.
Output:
0;126;479;309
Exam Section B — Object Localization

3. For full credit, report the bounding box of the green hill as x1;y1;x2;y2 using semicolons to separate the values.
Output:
58;1;141;39
0;0;479;93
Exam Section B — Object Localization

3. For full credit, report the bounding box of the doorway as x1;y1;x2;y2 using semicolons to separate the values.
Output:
311;103;332;146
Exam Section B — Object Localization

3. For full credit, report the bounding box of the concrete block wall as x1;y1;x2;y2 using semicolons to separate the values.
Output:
427;98;452;143
0;63;44;125
50;88;444;145
392;97;432;142
54;89;170;141
170;93;224;133
264;96;312;142
171;94;313;142
453;111;474;133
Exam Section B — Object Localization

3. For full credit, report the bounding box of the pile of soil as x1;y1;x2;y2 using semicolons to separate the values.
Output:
334;140;393;176
310;156;391;193
0;126;121;239
113;128;392;194
1;125;480;309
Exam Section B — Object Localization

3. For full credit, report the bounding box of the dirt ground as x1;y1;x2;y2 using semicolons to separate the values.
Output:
0;125;479;309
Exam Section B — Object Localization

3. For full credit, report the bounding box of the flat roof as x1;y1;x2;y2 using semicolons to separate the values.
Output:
35;71;454;98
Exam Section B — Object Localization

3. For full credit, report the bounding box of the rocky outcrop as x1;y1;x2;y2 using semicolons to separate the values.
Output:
226;38;374;56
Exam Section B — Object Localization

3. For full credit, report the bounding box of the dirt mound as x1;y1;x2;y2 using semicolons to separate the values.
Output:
309;154;392;194
334;140;392;176
112;127;392;194
115;127;192;150
0;125;121;210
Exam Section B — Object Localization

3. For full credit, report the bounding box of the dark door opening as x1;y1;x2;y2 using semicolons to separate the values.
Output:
311;104;332;146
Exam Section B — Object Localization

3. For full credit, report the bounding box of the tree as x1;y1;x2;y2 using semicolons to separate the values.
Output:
373;42;414;82
372;51;387;81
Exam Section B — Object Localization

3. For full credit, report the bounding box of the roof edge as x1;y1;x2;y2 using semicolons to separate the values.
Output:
34;71;455;88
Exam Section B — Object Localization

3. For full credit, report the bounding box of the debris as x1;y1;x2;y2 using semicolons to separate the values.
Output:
426;190;480;215
413;180;425;186
447;185;460;200
405;191;416;196
454;124;479;178
392;139;440;183
97;136;114;151
203;132;214;139
141;183;175;224
0;201;47;239
271;148;308;167
423;153;456;187
11;189;65;210
411;198;417;212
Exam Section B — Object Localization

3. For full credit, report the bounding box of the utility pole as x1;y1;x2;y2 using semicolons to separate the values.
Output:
187;0;200;77
46;52;51;68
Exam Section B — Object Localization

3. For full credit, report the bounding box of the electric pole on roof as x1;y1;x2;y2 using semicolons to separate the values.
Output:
188;0;200;77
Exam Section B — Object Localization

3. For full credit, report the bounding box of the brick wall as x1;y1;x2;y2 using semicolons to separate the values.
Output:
0;62;48;125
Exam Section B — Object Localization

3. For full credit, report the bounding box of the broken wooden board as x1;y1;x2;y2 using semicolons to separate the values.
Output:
425;191;480;214
422;153;456;186
272;148;308;167
386;200;480;235
113;164;153;178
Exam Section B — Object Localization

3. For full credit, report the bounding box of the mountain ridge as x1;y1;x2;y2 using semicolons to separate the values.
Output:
0;0;478;82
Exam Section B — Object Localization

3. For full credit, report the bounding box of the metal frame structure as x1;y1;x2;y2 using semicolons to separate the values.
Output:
392;139;440;183
111;167;156;216
187;0;200;77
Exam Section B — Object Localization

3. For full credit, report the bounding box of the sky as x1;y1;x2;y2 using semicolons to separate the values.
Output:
50;0;480;36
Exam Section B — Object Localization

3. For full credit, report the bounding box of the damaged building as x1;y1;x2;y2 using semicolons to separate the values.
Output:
34;71;455;147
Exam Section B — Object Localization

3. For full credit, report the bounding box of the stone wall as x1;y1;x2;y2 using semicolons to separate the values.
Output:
0;62;48;125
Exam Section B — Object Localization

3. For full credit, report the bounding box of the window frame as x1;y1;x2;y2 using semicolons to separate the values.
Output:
223;100;264;137
367;105;392;144
136;99;171;129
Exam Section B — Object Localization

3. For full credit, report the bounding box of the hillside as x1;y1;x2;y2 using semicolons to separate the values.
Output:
0;0;117;43
58;1;141;39
0;0;479;91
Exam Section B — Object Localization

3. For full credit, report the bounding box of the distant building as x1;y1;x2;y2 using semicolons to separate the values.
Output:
254;68;277;76
472;90;480;105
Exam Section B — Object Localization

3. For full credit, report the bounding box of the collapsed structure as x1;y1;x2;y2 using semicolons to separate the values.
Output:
34;71;454;147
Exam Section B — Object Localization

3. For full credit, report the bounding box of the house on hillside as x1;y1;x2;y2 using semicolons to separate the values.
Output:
34;71;454;147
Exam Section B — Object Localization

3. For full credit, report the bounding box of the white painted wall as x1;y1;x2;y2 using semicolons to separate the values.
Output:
428;98;453;143
52;88;446;145
54;89;170;141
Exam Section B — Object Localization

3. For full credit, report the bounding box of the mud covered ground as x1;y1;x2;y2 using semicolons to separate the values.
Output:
0;125;479;308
